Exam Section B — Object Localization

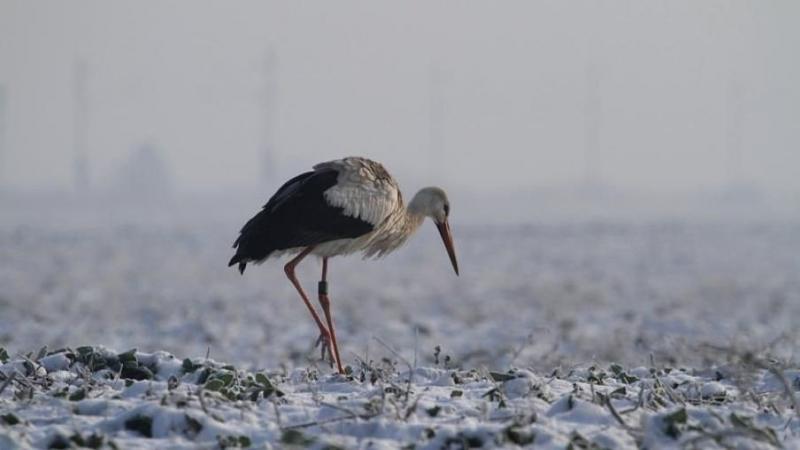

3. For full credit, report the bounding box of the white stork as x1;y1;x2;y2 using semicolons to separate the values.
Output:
229;157;459;374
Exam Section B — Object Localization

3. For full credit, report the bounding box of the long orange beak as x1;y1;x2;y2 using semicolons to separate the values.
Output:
435;219;459;276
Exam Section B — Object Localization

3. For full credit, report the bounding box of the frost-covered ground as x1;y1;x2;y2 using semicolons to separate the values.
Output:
2;202;799;370
1;346;799;449
1;196;800;448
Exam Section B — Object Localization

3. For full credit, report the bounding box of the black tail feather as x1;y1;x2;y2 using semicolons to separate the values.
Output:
228;254;247;275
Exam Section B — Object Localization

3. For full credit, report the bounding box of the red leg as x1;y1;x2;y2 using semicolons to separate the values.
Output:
318;257;344;374
284;246;334;365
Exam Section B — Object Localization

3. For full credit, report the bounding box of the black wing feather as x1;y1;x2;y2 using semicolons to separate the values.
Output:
228;169;374;274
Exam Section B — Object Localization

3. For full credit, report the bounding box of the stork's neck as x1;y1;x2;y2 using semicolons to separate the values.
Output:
402;205;426;233
361;189;431;258
405;192;431;229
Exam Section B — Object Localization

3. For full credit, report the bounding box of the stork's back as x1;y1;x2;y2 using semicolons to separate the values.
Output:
228;169;374;274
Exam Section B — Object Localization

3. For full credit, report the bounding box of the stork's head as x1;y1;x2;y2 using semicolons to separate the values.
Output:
409;187;459;276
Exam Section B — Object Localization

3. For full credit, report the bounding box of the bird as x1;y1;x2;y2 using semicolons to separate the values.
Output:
228;156;459;374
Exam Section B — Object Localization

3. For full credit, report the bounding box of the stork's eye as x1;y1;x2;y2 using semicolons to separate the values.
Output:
444;203;450;217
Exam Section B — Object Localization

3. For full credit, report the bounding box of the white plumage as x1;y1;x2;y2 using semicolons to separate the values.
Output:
317;158;401;226
312;157;408;258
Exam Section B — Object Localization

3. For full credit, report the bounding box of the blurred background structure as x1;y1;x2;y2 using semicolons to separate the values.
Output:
71;57;91;194
0;83;7;192
1;1;799;369
0;1;798;223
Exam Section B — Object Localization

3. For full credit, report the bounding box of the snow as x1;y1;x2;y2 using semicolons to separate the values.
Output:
2;218;799;373
1;201;799;447
1;348;797;448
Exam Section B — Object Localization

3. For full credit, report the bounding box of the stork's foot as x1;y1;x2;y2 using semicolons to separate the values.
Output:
314;329;336;368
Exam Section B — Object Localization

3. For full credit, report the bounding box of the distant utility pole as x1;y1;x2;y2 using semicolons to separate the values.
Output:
582;63;601;188
260;48;278;185
0;84;7;190
428;64;446;182
725;81;744;186
72;57;90;193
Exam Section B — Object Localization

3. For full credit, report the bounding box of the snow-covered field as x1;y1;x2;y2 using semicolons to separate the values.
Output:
1;346;798;449
1;198;799;448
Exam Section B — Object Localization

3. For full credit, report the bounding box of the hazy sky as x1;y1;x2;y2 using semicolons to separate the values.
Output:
0;1;798;193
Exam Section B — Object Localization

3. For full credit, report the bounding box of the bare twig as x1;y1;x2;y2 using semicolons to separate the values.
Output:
702;343;799;419
683;428;780;449
284;414;363;430
508;333;535;366
0;371;16;395
758;362;799;419
653;373;684;405
1;365;33;390
604;395;636;432
413;326;419;370
373;336;415;405
319;401;362;419
197;387;209;415
373;337;412;371
284;404;380;430
403;394;422;421
271;398;284;429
